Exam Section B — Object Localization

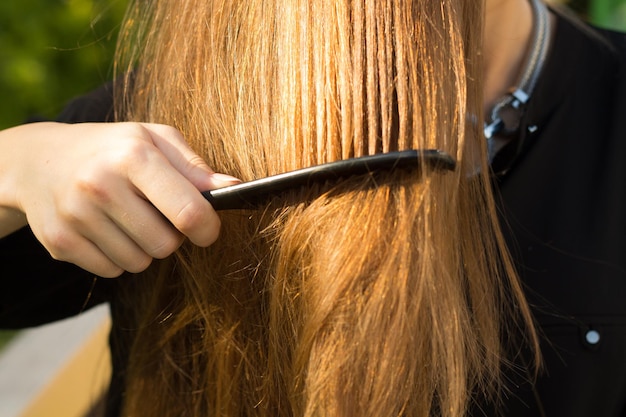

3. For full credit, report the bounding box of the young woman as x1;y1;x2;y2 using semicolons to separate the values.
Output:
1;0;625;416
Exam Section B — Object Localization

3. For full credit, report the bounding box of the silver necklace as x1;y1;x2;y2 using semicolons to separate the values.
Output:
485;0;552;162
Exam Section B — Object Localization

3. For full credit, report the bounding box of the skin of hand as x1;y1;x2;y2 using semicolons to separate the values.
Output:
0;121;241;278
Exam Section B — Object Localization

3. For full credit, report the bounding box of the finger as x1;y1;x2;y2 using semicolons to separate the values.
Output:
78;214;159;274
69;243;127;278
63;174;186;261
141;123;241;190
49;184;170;274
32;222;126;278
125;144;223;247
103;189;186;259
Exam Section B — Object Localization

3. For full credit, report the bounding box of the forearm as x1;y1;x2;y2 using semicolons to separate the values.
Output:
0;125;29;238
0;207;27;238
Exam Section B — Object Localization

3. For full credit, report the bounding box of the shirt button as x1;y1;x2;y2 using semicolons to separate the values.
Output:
585;329;601;345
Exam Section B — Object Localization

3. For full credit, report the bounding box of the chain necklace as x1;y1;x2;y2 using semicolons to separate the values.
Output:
485;0;552;165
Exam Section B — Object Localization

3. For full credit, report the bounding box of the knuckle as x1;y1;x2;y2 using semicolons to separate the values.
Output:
123;254;153;274
117;137;154;168
98;265;126;279
146;122;184;142
174;200;209;235
149;235;184;259
105;123;156;169
41;225;75;261
73;176;113;206
172;201;220;246
186;154;211;172
118;122;151;142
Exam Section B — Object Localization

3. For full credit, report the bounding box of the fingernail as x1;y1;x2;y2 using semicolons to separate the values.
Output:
210;172;242;185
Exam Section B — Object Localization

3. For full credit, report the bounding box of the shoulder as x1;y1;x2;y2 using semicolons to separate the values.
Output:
55;81;117;123
551;5;626;67
589;19;626;61
521;6;626;132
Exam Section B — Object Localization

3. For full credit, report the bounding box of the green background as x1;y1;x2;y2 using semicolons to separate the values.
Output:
0;0;128;129
1;0;625;130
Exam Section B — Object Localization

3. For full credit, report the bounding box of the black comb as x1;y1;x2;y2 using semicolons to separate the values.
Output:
202;149;455;210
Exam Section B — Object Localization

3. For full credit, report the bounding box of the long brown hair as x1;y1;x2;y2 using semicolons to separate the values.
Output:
114;1;538;416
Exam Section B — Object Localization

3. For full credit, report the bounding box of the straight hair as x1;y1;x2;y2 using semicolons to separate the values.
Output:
114;1;539;416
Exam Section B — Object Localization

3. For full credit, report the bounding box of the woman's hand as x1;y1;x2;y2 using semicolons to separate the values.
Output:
0;122;240;278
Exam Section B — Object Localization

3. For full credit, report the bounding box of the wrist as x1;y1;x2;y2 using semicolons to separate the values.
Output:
0;124;36;236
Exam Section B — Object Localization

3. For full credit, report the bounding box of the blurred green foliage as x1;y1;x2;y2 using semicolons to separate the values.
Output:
0;0;624;129
0;0;128;129
0;330;17;351
589;0;626;31
563;0;626;30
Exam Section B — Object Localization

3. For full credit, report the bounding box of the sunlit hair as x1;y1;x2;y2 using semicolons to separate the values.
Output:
114;0;539;416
